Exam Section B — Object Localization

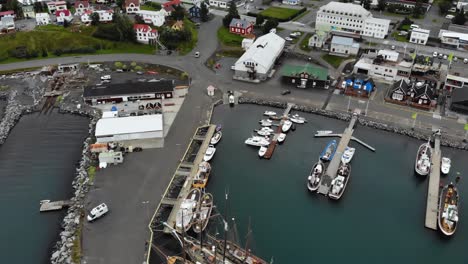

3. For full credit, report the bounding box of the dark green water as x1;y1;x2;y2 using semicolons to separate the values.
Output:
0;112;89;264
208;104;468;263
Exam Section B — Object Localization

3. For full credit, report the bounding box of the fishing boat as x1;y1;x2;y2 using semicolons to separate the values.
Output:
255;129;271;136
329;163;351;200
193;193;214;233
203;145;216;161
307;160;324;191
277;133;286;143
415;142;432;176
320;140;337;161
441;157;451;175
245;136;270;147
258;146;268;157
176;188;201;233
192;161;211;188
438;182;459;236
263;110;276;116
210;131;222;145
341;147;355;164
282;120;293;132
259;119;273;127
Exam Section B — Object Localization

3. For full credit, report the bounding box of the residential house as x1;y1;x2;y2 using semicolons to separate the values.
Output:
387;79;436;108
409;28;429;45
330;36;360;56
189;3;207;18
281;64;329;89
233;32;286;82
229;18;253;36
125;0;140;14
55;9;73;24
450;86;468;113
36;12;51;25
162;0;180;14
282;0;301;5
134;24;158;44
308;31;329;49
47;1;67;13
81;10;113;23
0;10;15;19
136;10;168;27
353;50;412;81
74;1;90;15
388;79;411;101
0;16;15;32
171;20;184;30
208;0;230;9
22;5;35;18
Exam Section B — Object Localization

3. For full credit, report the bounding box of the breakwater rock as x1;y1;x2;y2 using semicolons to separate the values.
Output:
0;90;36;145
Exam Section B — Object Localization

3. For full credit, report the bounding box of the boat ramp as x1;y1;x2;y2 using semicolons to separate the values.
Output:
264;103;294;159
39;200;72;212
425;130;442;230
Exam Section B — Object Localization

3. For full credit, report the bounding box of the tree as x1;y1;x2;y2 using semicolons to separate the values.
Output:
412;0;424;18
6;0;23;18
63;19;70;28
362;0;371;10
134;14;145;24
256;14;264;26
171;5;185;20
222;1;240;28
438;0;451;14
262;18;278;34
401;16;413;26
116;0;123;8
453;7;467;25
33;2;43;12
200;2;209;22
377;0;386;11
91;12;100;26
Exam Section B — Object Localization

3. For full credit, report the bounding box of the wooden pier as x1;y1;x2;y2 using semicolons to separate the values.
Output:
40;200;72;212
264;103;294;159
425;131;441;230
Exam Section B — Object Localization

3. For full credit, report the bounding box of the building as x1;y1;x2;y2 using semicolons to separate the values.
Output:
0;10;15;19
308;31;329;49
55;9;72;24
133;24;158;44
233;32;285;82
315;2;390;39
208;0;230;9
95;114;164;148
0;16;15;32
189;4;204;18
342;74;375;97
125;0;140;14
282;0;301;5
163;0;181;9
281;64;329;89
136;10;168;27
330;36;360;56
388;79;411;101
387;0;431;12
387;79;436;109
439;23;468;50
36;12;51;25
74;1;90;15
47;1;67;13
171;20;184;30
450;86;468;113
444;73;468;91
83;80;174;105
409;28;429;45
81;10;114;23
456;0;468;10
353;50;412;81
229;18;253;36
22;5;35;18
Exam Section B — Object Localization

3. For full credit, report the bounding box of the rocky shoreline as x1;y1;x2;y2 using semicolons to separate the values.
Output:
237;97;468;151
0;90;36;145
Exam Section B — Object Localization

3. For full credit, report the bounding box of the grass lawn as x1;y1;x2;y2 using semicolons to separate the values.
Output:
176;18;198;55
391;31;408;42
259;7;301;20
217;26;244;47
400;24;410;31
321;54;347;68
141;4;160;11
299;33;312;52
293;10;310;21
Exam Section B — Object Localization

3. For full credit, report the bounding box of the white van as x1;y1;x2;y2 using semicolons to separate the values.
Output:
410;24;419;29
101;75;111;80
87;203;109;222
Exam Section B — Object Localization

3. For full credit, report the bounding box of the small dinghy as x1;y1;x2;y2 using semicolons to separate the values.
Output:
258;146;268;158
203;145;216;161
210;131;222;145
320;140;337;161
277;133;286;143
441;157;451;175
263;111;276;116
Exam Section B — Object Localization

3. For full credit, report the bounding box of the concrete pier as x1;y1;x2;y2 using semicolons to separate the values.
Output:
425;131;441;230
40;200;71;212
264;103;294;159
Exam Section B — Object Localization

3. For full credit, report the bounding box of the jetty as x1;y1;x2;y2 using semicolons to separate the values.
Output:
264;103;294;159
425;130;442;230
40;200;72;212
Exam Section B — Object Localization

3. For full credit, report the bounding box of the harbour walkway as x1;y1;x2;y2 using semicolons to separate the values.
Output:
39;200;72;212
264;103;294;159
425;131;441;230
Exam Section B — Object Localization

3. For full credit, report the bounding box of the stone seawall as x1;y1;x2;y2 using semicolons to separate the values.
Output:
0;90;36;145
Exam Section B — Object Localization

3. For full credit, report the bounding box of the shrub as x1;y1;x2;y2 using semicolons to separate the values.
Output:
180;72;188;80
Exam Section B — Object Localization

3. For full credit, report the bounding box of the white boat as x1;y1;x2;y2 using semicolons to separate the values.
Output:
259;119;273;127
277;133;286;143
329;163;351;200
228;94;235;105
441;157;451;175
289;114;306;124
192;193;214;233
415;142;432;176
263;111;276;116
245;136;270;147
438;182;459;236
316;130;333;135
258;146;268;157
341;147;355;164
307;160;324;192
176;188;201;232
282;120;292;132
256;129;271;136
258;127;274;133
210;131;222;145
203;145;216;161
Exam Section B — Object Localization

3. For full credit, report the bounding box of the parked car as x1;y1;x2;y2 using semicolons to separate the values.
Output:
285;37;293;41
281;90;291;95
454;56;458;61
448;7;457;12
136;71;144;75
87;203;109;222
446;14;455;19
194;51;200;58
464;58;468;64
146;71;158;75
231;65;235;70
443;54;448;60
410;24;419;29
100;75;111;80
398;31;408;36
391;45;396;50
116;69;123;72
433;51;438;57
439;53;443;59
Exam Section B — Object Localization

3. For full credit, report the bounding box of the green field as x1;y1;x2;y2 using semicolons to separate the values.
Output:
299;33;312;52
217;26;244;47
321;54;347;68
259;7;301;20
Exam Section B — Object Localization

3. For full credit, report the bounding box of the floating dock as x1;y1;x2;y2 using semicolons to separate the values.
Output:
425;131;441;230
40;200;72;212
264;103;294;159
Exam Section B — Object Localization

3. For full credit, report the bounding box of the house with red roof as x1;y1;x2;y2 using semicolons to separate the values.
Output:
229;18;253;36
125;0;140;14
134;24;158;45
55;9;73;24
0;10;15;19
162;0;180;14
74;1;90;15
47;1;67;14
81;10;113;23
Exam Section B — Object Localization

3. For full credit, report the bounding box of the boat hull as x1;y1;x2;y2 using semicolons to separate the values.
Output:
329;164;351;200
210;131;222;145
320;140;337;161
307;161;324;192
414;143;431;176
438;183;459;236
193;193;213;233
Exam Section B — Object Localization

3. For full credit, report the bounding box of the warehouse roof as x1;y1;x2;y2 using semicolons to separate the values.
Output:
83;80;174;98
95;114;163;137
281;64;328;81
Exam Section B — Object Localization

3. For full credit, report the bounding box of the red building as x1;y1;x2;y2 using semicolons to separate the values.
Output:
229;18;253;36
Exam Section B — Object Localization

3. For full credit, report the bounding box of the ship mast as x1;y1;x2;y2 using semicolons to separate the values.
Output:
223;187;229;263
243;217;252;263
181;209;187;263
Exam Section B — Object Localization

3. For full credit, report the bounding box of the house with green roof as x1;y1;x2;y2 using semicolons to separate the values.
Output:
281;64;329;89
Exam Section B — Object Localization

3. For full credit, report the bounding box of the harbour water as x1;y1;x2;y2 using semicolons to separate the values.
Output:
208;104;468;263
0;111;89;264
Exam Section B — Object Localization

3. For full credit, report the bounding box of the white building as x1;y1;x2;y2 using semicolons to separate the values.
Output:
410;28;430;45
308;31;328;49
233;32;285;82
456;0;468;10
0;16;15;32
330;36;360;56
36;12;51;25
136;10;168;27
47;1;67;13
95;115;164;148
134;24;158;44
315;1;390;39
55;10;73;24
353;50;412;81
282;0;301;5
74;1;90;15
208;0;230;8
81;10;114;23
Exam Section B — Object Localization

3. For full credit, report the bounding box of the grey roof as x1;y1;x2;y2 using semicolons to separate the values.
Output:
331;36;354;46
447;23;468;34
22;5;35;12
451;86;468;103
229;18;251;29
83;80;175;98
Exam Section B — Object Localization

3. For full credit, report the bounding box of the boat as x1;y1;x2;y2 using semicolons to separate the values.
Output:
289;114;306;124
341;147;355;164
257;127;274;133
255;129;271;136
277;133;286;143
216;124;222;132
307;160;325;191
210;131;222;145
263;110;276;116
329;163;351;200
282;120;293;132
259;119;273;127
166;256;194;264
291;123;296;131
320;140;337;161
203;145;216;161
441;157;451;175
192;193;214;233
229;94;235;106
316;130;333;135
415;142;432;176
438;182;459;236
258;146;268;157
192;161;211;188
222;241;269;264
175;188;201;233
245;136;270;147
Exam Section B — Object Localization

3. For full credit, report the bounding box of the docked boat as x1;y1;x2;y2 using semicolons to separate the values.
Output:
441;157;451;175
175;188;201;233
222;241;269;264
320;140;337;161
438;182;459;236
210;131;222;145
193;193;214;233
415;142;432;176
307;160;324;192
263;110;276;116
341;147;355;164
259;119;273;127
282;120;293;132
255;129;271;136
258;127;274;133
192;161;211;188
166;256;194;264
289;114;306;124
216;124;222;132
277;133;286;143
203;145;216;161
258;146;268;157
245;136;270;147
329;163;351;200
229;94;235;106
316;130;333;135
